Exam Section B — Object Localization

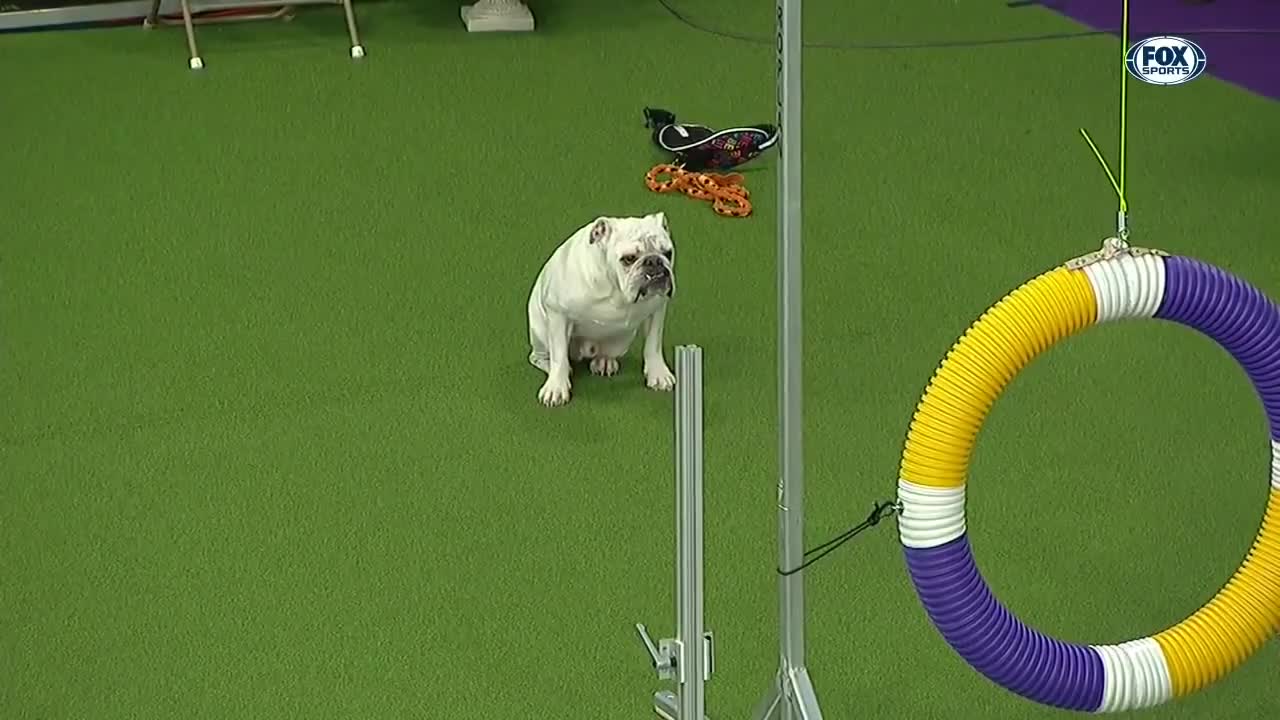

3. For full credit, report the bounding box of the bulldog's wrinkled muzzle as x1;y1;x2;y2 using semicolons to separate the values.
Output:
636;255;673;300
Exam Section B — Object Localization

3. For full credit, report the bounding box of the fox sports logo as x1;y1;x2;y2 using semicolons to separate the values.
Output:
1125;36;1207;85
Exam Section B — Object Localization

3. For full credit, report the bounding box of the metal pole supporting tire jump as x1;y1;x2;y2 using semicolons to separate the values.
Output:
753;0;823;717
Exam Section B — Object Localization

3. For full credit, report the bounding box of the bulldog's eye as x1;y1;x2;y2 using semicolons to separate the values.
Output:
621;254;637;265
661;249;673;260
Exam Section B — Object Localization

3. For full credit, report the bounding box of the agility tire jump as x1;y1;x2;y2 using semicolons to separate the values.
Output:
896;252;1280;713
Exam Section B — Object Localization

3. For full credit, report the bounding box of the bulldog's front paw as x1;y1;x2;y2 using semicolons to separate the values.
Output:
538;376;572;407
645;364;676;391
590;356;620;377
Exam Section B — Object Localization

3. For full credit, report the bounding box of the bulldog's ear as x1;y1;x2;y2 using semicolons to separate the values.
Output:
653;211;668;231
589;218;610;244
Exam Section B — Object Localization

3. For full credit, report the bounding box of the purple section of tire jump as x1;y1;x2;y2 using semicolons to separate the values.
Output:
1154;255;1280;440
1040;0;1280;100
903;535;1107;711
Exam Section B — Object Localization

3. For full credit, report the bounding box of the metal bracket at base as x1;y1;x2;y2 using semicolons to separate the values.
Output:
636;623;714;718
635;623;715;684
655;690;711;720
636;623;677;680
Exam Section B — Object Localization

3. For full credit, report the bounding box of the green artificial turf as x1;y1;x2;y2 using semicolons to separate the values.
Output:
1;1;1278;718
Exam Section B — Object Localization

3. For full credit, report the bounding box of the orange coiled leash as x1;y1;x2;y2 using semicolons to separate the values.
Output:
644;163;752;218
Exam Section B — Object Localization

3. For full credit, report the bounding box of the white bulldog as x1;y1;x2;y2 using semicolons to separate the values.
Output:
527;213;677;407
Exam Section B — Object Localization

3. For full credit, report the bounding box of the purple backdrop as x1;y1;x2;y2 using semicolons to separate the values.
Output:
1039;0;1280;100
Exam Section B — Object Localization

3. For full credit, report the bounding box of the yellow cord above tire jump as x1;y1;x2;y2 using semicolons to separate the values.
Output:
896;249;1280;712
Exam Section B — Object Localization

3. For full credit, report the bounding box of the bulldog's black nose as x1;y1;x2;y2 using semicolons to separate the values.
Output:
642;255;666;271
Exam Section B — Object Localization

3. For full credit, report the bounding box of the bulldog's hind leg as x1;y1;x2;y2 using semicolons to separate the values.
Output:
589;333;634;377
569;337;599;363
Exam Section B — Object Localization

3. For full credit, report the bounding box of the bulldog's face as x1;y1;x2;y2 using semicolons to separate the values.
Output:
589;212;675;302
